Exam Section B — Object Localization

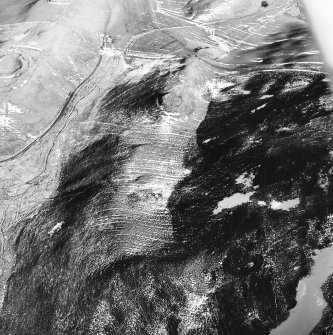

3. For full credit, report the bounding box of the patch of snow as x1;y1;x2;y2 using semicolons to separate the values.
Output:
276;127;294;133
270;198;300;211
248;136;262;145
260;94;274;99
257;103;267;110
250;58;263;63
183;168;192;175
257;201;267;207
236;172;255;188
203;137;217;144
48;221;64;236
203;138;212;144
213;192;254;214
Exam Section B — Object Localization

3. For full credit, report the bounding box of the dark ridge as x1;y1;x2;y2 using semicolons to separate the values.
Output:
0;131;134;333
166;42;333;332
57;135;122;199
100;63;185;114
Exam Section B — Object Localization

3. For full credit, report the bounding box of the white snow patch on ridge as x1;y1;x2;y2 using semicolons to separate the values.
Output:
48;221;63;237
257;201;266;207
213;192;254;214
257;103;267;110
236;172;255;188
260;94;274;99
270;198;300;211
